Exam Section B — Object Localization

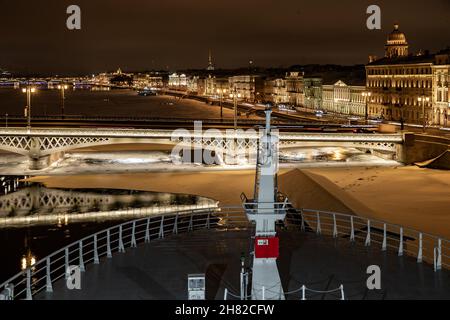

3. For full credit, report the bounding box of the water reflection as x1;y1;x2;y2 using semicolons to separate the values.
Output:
0;176;217;227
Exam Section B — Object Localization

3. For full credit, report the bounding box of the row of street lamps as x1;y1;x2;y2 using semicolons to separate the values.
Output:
216;88;241;130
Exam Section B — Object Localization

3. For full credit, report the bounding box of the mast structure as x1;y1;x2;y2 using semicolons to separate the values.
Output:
242;107;288;300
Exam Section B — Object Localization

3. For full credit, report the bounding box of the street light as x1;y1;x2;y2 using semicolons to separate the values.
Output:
22;87;36;129
57;84;68;119
418;96;430;133
216;88;227;120
362;92;371;123
229;89;241;130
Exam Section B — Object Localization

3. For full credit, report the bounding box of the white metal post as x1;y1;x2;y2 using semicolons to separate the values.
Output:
173;214;178;234
316;212;321;235
188;213;193;232
131;221;137;248
206;212;210;229
46;257;53;293
118;225;125;253
79;241;85;271
437;239;442;271
145;217;151;242
365;220;371;246
300;211;305;232
333;214;338;238
262;286;265;301
93;234;99;264
301;285;306;300
159;215;165;239
26;268;32;300
350;216;355;241
340;285;345;300
382;223;387;251
64;247;69;279
107;229;112;258
417;233;423;263
224;288;228;300
398;227;404;256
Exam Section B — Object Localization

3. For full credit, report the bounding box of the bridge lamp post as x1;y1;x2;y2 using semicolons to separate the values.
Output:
217;88;227;120
362;92;371;123
229;90;241;131
418;96;430;133
57;84;68;119
22;87;36;129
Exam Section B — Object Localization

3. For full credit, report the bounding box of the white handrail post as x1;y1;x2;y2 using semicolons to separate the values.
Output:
350;216;355;241
224;288;228;300
173;214;178;234
188;213;193;232
262;286;265;301
316;212;321;235
333;213;338;238
300;210;305;232
206;212;210;229
417;233;423;263
106;229;112;258
118;225;125;253
79;240;85;271
46;257;53;293
301;285;306;301
365;220;371;246
93;234;99;264
145;217;151;243
398;227;404;256
26;268;32;300
131;221;137;248
64;247;69;279
382;223;387;251
437;238;442;271
159;215;165;239
340;285;345;300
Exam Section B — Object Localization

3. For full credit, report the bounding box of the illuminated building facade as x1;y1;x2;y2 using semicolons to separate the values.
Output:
168;73;187;90
322;81;366;116
285;71;304;106
366;24;450;125
133;73;164;89
228;75;264;102
303;78;322;110
263;78;288;104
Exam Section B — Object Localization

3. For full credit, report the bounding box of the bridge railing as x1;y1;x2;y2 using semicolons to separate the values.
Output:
0;207;249;300
1;206;448;300
286;208;449;271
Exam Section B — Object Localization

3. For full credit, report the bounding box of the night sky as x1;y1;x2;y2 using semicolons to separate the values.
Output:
1;0;449;75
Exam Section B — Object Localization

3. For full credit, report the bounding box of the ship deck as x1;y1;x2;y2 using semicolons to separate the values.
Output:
36;228;450;300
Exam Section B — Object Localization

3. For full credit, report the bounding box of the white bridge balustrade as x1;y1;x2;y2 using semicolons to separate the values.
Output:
1;206;446;300
0;127;405;169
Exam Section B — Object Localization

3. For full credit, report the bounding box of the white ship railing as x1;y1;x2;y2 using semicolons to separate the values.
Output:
1;206;448;300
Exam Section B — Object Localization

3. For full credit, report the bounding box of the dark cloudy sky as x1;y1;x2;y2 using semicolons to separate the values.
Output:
1;0;449;75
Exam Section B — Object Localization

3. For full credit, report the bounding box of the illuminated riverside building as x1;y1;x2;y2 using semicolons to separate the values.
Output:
285;71;304;106
366;24;450;126
228;75;265;102
168;73;187;90
303;78;322;110
132;73;164;89
263;78;288;104
322;81;366;116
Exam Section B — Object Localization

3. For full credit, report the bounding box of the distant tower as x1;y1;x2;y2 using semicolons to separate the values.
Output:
207;49;215;71
385;23;409;58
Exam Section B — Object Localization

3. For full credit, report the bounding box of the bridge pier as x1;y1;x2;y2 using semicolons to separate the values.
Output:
28;152;65;170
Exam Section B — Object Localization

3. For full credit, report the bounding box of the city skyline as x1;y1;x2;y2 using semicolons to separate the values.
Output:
1;0;449;75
